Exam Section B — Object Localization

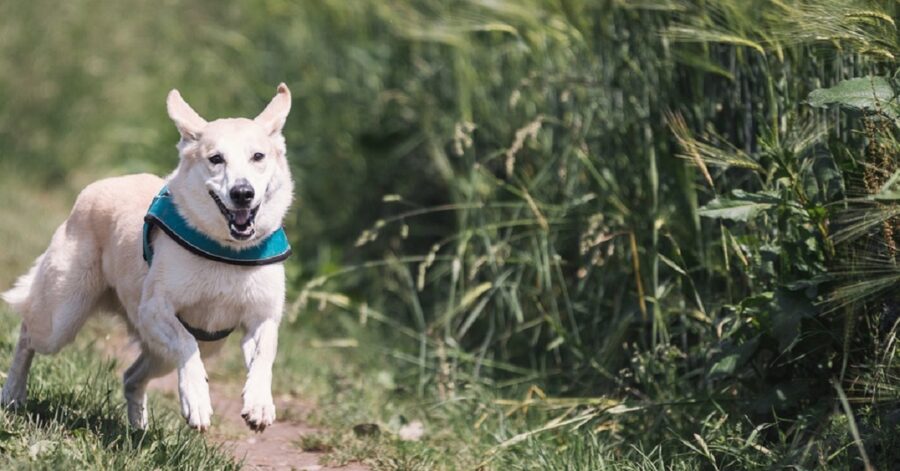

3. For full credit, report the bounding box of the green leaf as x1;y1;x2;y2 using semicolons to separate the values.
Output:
699;192;778;221
807;76;898;117
709;353;739;376
708;336;760;380
773;289;816;351
730;189;780;204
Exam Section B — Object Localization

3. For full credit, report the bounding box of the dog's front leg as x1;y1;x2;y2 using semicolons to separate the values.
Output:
240;318;279;432
137;295;212;431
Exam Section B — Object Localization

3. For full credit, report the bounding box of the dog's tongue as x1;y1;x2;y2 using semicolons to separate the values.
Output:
232;209;252;226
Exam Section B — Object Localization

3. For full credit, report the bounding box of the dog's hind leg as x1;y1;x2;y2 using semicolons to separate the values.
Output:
2;220;105;409
1;325;35;408
123;350;173;429
19;220;106;354
2;252;102;408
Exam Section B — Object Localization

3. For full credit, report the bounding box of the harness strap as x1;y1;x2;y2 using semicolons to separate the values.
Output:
176;314;235;342
142;186;292;266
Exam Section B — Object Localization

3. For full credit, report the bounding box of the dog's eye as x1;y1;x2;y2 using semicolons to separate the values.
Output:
208;154;225;165
252;152;265;162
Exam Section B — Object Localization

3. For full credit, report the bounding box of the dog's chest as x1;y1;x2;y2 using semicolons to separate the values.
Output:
151;237;285;331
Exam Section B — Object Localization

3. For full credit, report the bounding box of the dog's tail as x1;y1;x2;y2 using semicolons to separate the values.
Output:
1;254;43;315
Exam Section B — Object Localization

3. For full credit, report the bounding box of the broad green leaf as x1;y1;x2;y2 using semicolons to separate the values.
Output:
807;76;898;117
699;193;776;221
708;337;759;379
773;289;815;351
709;353;739;376
730;189;780;204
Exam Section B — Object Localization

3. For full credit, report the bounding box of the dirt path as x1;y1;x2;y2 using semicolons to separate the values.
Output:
95;326;367;471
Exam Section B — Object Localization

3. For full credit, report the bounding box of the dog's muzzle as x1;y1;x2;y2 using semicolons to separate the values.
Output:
209;191;259;240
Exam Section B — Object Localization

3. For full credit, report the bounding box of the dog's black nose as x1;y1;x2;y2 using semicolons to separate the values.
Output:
229;181;255;207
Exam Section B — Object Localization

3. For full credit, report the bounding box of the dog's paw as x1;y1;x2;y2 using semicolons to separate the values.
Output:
126;397;149;429
178;366;213;432
1;382;26;409
241;387;276;432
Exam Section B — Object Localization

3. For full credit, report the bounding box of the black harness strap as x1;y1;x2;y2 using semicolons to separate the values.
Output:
176;314;235;342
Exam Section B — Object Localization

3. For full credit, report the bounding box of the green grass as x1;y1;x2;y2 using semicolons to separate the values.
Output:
0;299;889;469
266;313;900;469
0;310;239;470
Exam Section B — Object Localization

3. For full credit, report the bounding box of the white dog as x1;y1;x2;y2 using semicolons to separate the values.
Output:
1;83;295;433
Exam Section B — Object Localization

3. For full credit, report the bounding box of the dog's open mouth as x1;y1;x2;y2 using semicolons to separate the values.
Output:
209;191;259;241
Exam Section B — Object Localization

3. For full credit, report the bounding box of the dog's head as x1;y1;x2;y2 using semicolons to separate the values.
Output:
165;84;294;248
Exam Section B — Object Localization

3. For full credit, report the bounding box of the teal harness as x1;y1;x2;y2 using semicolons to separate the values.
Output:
143;186;292;267
142;185;292;341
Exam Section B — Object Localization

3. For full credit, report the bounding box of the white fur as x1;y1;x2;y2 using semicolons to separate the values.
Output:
1;84;294;433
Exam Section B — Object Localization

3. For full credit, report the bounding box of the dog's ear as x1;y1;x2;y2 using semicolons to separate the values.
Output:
255;83;291;137
167;89;207;141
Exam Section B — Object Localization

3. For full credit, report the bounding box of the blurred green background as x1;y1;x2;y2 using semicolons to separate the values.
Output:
4;0;900;468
